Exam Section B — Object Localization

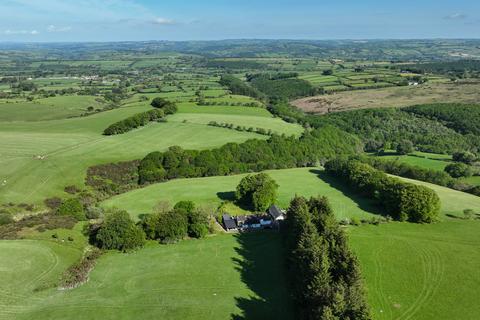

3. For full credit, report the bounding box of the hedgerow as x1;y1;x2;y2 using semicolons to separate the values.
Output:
103;109;165;135
324;159;440;223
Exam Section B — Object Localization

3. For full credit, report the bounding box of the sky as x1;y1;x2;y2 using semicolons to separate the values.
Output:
0;0;479;42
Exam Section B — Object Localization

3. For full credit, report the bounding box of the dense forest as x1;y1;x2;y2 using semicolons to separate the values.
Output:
266;103;480;155
248;74;316;99
404;103;480;135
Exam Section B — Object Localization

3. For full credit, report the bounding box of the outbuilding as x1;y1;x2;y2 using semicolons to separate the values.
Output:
268;205;285;221
222;214;238;231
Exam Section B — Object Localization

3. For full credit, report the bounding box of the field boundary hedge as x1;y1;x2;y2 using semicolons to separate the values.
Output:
325;158;441;223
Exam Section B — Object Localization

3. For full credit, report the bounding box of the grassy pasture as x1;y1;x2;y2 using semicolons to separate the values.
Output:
172;104;303;136
103;167;480;220
375;152;480;187
0;92;302;207
375;152;451;171
350;220;480;320
0;240;82;319
0;96;104;122
102;168;379;219
0;102;270;207
5;232;293;320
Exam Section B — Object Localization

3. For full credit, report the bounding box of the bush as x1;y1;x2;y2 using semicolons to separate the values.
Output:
154;211;188;243
150;97;178;114
57;198;86;221
452;151;477;164
85;206;104;220
396;140;414;155
445;162;473;178
236;173;278;211
44;197;62;210
59;248;102;289
94;209;146;251
0;213;13;226
396;184;441;223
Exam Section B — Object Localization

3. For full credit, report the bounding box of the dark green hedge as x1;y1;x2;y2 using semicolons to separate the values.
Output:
285;196;371;319
324;159;440;223
103;109;165;136
138;126;362;184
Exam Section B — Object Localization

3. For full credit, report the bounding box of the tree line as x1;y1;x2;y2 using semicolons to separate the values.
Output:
103;97;177;135
324;159;441;223
137;126;361;185
219;74;265;99
285;195;371;319
103;109;165;135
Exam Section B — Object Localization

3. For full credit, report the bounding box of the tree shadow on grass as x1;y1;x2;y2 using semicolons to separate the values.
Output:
216;191;254;211
217;191;236;201
231;231;294;320
309;169;385;217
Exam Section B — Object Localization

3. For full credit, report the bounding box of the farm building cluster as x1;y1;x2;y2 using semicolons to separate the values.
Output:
222;205;285;231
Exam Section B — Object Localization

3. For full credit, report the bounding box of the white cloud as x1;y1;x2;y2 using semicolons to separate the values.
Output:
444;13;467;20
152;17;176;25
47;25;72;32
3;29;39;35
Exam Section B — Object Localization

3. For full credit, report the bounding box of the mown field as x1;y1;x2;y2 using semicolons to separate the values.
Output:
374;152;480;187
2;210;479;320
1;232;293;320
0;96;105;122
103;167;480;219
0;96;301;208
2;50;480;320
350;220;480;320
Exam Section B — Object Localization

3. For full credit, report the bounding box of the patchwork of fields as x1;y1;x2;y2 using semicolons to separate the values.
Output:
0;94;302;207
1;51;480;320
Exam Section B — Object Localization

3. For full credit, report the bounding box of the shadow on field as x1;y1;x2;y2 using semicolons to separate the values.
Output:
216;191;254;211
310;169;384;217
231;232;294;320
217;191;236;201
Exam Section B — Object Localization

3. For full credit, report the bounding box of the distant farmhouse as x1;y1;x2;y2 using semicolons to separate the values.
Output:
222;205;286;231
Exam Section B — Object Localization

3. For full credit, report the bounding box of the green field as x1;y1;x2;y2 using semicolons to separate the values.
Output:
2;43;480;320
171;104;303;136
0;240;82;318
350;220;480;320
1;232;293;320
0;101;275;207
376;152;451;171
375;152;480;187
0;96;104;122
103;167;480;220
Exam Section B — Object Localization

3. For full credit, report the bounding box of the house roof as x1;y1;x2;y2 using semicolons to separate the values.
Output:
223;214;237;229
268;205;283;219
245;216;261;224
236;215;246;223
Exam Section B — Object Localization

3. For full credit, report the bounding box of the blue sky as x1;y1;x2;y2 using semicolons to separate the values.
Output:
0;0;479;41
